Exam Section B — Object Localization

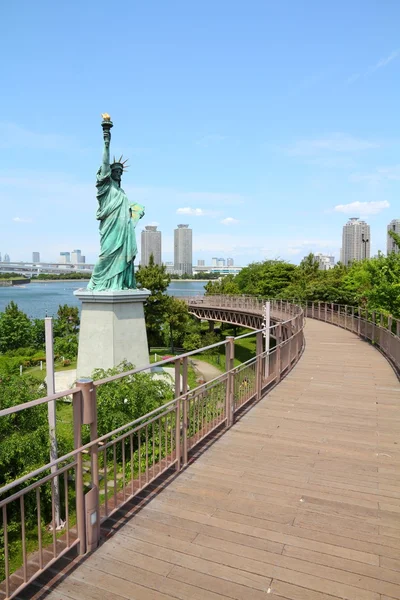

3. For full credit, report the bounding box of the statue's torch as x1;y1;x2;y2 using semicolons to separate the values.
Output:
101;113;113;141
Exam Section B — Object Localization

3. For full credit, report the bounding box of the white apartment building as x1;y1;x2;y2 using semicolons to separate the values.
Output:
59;252;70;264
387;219;400;255
141;226;162;266
174;224;192;276
314;253;335;270
32;252;40;263
71;249;82;264
341;218;370;265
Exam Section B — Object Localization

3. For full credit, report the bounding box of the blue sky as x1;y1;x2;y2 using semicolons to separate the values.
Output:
1;0;400;265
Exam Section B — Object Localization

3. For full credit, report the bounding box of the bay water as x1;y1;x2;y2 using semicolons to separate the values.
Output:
0;280;206;319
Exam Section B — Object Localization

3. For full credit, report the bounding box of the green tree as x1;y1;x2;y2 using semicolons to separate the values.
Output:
235;260;296;297
91;361;173;435
164;297;190;352
0;302;33;352
183;333;203;352
53;305;80;338
205;274;240;295
31;318;45;349
54;336;79;360
136;255;171;347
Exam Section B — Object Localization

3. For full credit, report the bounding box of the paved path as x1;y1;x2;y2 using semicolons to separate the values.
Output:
191;358;223;382
36;319;400;600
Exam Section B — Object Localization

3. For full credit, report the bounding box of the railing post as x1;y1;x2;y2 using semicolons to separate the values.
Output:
44;317;61;529
256;331;263;400
76;378;100;553
344;306;347;330
73;388;86;555
397;320;400;338
276;324;282;382
225;336;235;427
324;303;327;322
181;356;188;466
318;302;321;321
331;302;334;324
311;302;315;319
358;307;361;335
388;316;393;335
174;359;181;471
351;306;355;332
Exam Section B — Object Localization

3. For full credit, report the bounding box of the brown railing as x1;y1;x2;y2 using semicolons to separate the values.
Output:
0;299;304;599
305;301;400;374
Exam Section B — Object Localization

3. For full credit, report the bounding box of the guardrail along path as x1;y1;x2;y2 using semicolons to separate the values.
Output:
35;318;400;600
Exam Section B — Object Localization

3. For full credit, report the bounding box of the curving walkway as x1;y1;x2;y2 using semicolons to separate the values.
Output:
35;319;400;600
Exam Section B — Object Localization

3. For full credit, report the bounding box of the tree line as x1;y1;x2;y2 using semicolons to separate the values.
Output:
205;234;400;319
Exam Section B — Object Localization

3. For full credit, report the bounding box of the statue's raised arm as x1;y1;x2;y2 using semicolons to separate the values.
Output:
87;115;145;292
100;113;112;176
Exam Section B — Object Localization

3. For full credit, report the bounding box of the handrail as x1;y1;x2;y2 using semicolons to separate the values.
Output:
304;301;400;374
0;297;305;599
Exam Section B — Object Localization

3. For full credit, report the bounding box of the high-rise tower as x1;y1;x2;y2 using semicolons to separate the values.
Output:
387;219;400;255
174;224;192;276
141;226;162;266
341;218;370;265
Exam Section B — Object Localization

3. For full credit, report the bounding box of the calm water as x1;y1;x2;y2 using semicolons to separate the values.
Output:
0;280;206;319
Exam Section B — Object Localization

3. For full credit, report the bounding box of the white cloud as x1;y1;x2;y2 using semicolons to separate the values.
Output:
334;200;390;216
287;133;379;156
221;217;239;225
176;207;220;217
12;216;32;223
369;49;400;73
347;49;400;84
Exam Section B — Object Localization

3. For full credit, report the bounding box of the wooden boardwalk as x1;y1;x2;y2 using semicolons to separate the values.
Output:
35;319;400;600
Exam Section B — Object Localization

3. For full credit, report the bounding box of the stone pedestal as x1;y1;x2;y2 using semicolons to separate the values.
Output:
74;289;150;379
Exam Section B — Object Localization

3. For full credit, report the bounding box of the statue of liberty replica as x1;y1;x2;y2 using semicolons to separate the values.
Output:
75;115;150;377
88;114;144;290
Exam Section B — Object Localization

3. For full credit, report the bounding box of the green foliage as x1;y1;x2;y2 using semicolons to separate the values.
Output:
136;255;171;347
205;274;240;295
35;272;90;280
183;333;203;352
31;318;46;349
54;335;78;360
234;261;296;297
91;361;174;436
53;305;80;338
388;229;400;253
164;297;190;352
0;301;33;352
208;253;400;318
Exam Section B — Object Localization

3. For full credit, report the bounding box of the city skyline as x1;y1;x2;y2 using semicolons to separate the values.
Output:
2;2;400;266
2;213;400;266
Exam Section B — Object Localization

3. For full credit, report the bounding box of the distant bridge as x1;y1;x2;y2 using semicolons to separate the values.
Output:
0;262;94;277
185;295;293;334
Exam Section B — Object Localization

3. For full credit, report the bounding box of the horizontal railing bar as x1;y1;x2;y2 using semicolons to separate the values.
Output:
0;387;79;418
0;459;77;508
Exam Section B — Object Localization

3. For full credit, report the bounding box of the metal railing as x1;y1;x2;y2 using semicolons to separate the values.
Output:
305;301;400;374
0;299;304;599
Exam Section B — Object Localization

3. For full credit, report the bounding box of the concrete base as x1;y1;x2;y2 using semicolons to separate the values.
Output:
74;289;150;379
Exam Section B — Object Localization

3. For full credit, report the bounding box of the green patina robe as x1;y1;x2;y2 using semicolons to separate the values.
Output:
88;166;144;291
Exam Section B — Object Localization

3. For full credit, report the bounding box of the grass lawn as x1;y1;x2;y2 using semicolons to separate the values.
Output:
23;359;78;381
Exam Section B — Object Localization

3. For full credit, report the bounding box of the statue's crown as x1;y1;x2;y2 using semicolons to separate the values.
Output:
111;155;129;171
